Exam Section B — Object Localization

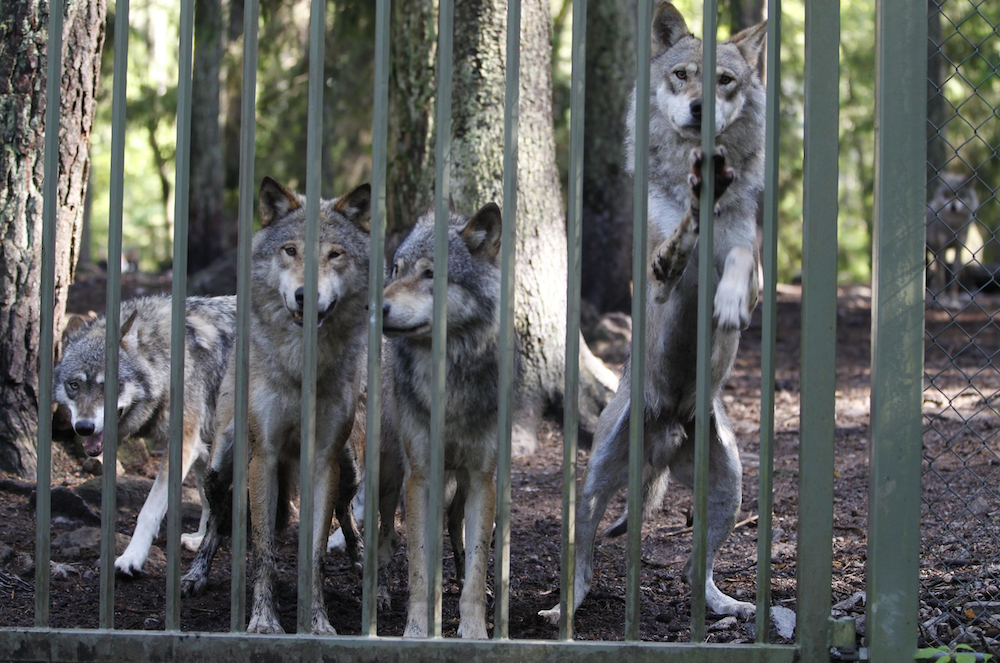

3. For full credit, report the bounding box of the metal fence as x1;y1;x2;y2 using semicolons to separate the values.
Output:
922;0;1000;654
1;0;928;661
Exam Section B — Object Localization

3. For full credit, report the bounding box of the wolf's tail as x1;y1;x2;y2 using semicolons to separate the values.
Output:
601;468;670;538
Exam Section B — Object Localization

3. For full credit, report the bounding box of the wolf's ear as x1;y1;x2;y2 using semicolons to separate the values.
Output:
652;2;691;57
460;203;502;261
259;176;301;227
334;183;372;234
119;310;138;348
729;20;767;69
63;315;88;340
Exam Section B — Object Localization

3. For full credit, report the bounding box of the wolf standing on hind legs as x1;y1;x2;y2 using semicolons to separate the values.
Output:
53;295;236;576
540;1;765;627
380;202;521;639
241;177;371;635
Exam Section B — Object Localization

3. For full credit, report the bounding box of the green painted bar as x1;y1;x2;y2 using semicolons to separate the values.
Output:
362;0;390;638
428;0;455;638
99;0;130;631
34;0;64;629
867;0;926;660
797;0;839;659
297;0;325;635
0;629;799;663
493;0;520;641
166;0;195;631
691;0;719;643
755;0;780;642
230;0;259;633
560;0;587;641
625;0;652;643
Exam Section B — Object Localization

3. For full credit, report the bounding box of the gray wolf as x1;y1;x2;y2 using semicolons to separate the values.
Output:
926;171;979;306
53;295;237;575
378;202;520;638
541;1;766;626
237;176;371;635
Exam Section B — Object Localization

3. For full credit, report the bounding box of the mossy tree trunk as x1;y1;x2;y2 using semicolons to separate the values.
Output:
389;0;617;454
0;0;106;476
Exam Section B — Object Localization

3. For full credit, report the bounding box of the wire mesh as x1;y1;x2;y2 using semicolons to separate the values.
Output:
923;0;1000;654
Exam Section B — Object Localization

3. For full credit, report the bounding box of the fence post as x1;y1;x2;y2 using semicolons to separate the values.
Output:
867;0;927;660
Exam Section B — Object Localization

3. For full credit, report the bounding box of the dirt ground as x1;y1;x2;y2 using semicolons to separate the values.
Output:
1;273;998;652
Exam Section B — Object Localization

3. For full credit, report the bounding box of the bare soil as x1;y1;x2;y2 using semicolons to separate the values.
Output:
2;277;998;653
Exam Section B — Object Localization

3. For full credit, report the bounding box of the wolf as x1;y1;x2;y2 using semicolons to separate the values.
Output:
377;202;520;639
541;2;766;626
926;171;979;306
53;295;237;576
231;176;371;635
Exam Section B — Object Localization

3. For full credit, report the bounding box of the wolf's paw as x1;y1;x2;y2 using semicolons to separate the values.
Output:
403;619;429;639
714;281;751;331
311;610;337;636
247;610;285;635
710;595;756;621
326;527;346;553
180;532;204;552
180;572;208;598
538;604;562;627
114;549;146;578
688;146;736;209
377;583;392;612
457;618;489;640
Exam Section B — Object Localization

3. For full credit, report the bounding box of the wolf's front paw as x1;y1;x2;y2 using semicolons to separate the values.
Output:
403;618;429;638
714;281;751;331
457;618;489;639
311;610;337;636
180;532;204;552
247;609;285;634
326;527;346;553
114;548;146;577
180;572;208;598
688;146;736;210
538;604;562;627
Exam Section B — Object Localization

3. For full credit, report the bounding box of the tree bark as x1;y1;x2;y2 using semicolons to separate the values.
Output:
581;0;635;314
389;0;617;454
187;0;225;274
0;0;106;476
927;0;949;179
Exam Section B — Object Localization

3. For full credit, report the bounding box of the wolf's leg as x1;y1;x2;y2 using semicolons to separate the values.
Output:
457;468;495;639
309;447;340;635
539;391;631;626
377;452;403;612
714;246;757;331
247;448;283;634
671;400;754;620
181;455;210;551
403;466;430;638
180;443;233;596
447;475;467;587
334;446;363;573
116;419;202;576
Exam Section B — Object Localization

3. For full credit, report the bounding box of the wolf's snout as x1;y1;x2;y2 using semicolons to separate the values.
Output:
382;302;391;317
75;420;96;436
295;287;304;307
690;98;702;121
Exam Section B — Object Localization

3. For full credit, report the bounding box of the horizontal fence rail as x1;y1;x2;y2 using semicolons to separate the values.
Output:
2;0;928;659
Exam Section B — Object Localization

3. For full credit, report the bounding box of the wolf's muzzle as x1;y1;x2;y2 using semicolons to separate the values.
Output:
290;288;338;327
75;421;105;456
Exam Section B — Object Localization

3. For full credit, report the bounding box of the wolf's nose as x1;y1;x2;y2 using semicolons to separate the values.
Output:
690;98;702;120
382;302;391;317
75;420;96;436
295;287;304;307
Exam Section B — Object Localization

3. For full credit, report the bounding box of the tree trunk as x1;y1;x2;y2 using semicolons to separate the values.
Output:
187;0;225;274
581;0;635;314
221;0;244;248
0;0;106;476
729;0;765;32
927;0;949;179
389;0;617;455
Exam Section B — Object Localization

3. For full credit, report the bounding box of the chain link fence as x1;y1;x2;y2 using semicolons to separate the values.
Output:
923;0;1000;654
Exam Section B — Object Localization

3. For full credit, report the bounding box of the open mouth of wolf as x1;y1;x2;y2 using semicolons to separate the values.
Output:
81;430;105;457
288;301;336;327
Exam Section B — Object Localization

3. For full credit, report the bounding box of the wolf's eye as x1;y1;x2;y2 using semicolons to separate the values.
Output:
329;250;342;260
674;70;687;80
67;381;79;392
423;269;434;280
284;246;297;257
719;74;733;85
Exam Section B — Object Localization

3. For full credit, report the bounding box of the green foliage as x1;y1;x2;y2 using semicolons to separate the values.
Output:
916;643;994;662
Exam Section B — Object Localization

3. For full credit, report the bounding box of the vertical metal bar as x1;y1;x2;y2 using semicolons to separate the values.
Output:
691;0;719;644
230;0;259;633
297;0;325;634
755;0;780;642
166;0;195;632
867;0;926;660
428;0;454;639
624;0;652;643
34;0;64;629
99;0;130;631
493;0;520;642
361;0;390;638
797;0;839;657
560;0;587;642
